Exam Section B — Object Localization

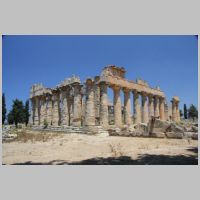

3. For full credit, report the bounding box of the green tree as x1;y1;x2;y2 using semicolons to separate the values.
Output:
7;111;14;124
2;93;7;124
24;100;30;126
11;99;25;127
188;104;198;121
183;104;188;119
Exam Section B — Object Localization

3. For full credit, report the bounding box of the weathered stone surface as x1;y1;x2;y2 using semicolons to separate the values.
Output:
133;123;149;137
141;93;148;124
99;83;109;128
159;97;165;120
150;119;171;133
133;91;141;124
85;79;95;126
165;132;184;139
191;126;198;132
166;123;184;133
124;89;132;125
191;133;198;140
151;131;165;138
113;86;122;127
73;84;82;126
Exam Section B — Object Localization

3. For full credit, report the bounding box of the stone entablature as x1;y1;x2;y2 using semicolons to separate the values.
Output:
101;65;126;78
30;84;52;98
29;65;180;131
99;75;165;97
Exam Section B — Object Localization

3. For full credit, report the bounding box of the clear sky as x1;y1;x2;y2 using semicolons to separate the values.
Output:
2;35;198;113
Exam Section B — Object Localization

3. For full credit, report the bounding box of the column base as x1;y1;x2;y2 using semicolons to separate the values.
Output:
83;125;109;136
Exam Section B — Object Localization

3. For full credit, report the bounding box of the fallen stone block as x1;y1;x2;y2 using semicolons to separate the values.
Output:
191;133;198;140
151;132;165;138
165;132;184;139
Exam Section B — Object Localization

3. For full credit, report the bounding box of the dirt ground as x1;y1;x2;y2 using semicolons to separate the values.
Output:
2;130;198;165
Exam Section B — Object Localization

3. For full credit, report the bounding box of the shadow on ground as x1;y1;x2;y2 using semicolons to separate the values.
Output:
7;147;198;165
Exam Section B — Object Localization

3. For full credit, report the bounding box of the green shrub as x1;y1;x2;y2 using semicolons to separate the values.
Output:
43;119;48;129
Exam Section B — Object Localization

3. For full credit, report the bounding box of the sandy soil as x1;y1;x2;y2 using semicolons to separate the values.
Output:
2;132;198;165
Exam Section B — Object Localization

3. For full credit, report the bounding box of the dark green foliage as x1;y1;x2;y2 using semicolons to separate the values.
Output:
2;93;7;124
7;111;14;124
183;104;188;119
188;104;198;121
24;100;30;126
9;99;25;127
7;99;30;127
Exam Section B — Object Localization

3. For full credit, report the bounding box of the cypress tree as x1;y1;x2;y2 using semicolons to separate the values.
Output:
183;104;188;119
2;93;7;125
11;99;25;127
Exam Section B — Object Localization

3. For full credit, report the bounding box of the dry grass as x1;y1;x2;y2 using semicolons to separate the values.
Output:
108;143;125;157
11;130;64;143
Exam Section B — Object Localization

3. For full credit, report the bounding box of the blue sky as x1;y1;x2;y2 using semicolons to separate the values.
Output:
2;35;198;113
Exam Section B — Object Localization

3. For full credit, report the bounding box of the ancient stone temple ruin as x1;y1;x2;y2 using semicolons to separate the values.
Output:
30;65;180;134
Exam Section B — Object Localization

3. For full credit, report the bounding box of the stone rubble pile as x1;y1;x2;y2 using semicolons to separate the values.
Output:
108;119;198;140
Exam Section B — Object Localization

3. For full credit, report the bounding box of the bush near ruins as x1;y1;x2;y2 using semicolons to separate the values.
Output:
43;119;48;129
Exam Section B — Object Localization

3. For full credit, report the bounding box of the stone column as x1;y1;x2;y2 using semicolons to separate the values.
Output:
141;93;148;123
159;97;165;121
60;89;69;126
52;93;60;126
154;96;160;118
99;82;109;128
68;97;74;126
164;103;169;121
40;96;46;126
176;102;180;122
113;86;122;127
46;95;53;125
30;99;34;125
85;79;96;126
148;95;154;120
133;90;141;124
94;76;100;124
34;97;39;125
29;101;33;125
171;99;177;121
73;84;82;126
124;88;132;125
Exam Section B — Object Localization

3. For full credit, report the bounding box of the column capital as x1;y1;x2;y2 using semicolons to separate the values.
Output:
159;96;165;102
112;85;121;92
85;78;94;86
141;92;148;97
122;87;131;93
99;81;109;87
133;90;140;96
148;93;154;98
154;95;159;100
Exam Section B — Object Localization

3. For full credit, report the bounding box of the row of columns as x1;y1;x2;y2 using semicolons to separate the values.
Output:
84;81;167;129
31;84;83;127
31;80;180;128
